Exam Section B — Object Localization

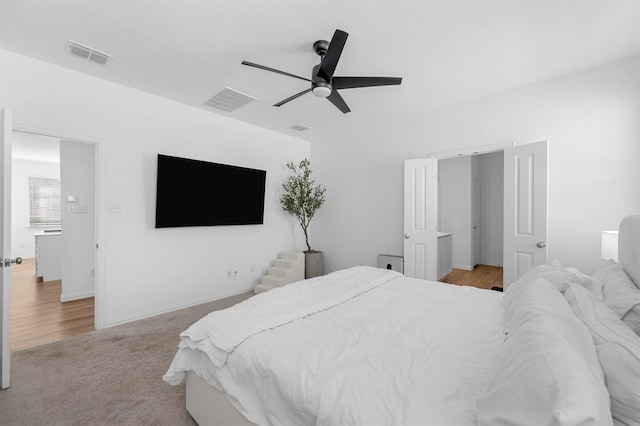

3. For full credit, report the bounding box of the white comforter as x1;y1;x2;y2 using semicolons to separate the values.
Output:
164;266;505;425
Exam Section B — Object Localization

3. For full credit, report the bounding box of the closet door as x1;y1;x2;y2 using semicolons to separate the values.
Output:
404;158;438;280
503;141;548;287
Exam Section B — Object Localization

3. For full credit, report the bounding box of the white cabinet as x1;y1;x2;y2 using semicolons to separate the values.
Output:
35;231;62;282
437;232;453;280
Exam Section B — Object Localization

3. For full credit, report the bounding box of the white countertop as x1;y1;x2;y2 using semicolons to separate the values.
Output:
34;231;62;236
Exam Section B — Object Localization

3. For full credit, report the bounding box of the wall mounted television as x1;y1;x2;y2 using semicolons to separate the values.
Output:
155;154;266;228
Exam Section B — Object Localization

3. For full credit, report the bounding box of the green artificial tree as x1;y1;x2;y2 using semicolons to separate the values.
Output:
280;159;326;253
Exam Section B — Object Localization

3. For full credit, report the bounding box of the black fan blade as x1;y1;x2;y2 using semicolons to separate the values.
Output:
326;90;351;114
317;30;348;82
332;76;402;90
274;88;312;107
242;61;311;82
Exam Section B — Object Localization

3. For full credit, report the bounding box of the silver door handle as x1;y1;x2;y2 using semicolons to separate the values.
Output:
3;257;22;267
536;242;546;248
404;234;410;239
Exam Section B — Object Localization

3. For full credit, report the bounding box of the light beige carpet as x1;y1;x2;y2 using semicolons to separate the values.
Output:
1;291;253;426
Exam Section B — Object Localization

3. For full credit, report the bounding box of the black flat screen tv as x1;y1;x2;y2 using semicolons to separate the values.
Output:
155;154;266;228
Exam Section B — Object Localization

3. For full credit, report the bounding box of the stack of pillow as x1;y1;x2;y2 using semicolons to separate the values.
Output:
477;259;640;426
594;259;640;337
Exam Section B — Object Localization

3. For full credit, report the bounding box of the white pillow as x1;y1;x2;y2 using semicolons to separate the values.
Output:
504;276;597;339
476;315;612;426
622;310;640;339
504;278;603;359
518;259;563;282
594;260;640;337
565;283;640;426
504;261;563;323
511;259;604;300
542;267;604;300
478;278;612;426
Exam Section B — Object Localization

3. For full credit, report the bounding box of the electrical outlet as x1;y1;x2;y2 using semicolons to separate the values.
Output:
226;270;232;279
68;204;89;214
108;202;122;214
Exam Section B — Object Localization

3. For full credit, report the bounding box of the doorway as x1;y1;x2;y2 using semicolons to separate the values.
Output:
10;131;96;350
403;141;548;287
439;151;504;273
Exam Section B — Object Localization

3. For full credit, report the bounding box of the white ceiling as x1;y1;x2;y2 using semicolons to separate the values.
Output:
1;0;639;145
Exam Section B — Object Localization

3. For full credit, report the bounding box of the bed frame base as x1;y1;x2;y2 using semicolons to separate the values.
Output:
186;371;255;426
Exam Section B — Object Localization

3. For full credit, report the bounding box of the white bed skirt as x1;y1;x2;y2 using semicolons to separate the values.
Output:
186;371;254;426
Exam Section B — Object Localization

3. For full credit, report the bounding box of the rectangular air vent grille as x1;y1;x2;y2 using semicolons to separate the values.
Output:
66;40;112;65
204;87;257;112
288;124;310;132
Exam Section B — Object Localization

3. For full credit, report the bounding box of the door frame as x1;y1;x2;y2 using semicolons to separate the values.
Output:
424;142;512;279
1;109;12;389
12;124;105;330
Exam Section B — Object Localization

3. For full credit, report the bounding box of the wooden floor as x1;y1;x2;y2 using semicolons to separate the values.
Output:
441;264;503;290
10;258;94;352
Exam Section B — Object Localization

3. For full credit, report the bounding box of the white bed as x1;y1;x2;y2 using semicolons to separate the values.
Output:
165;215;640;426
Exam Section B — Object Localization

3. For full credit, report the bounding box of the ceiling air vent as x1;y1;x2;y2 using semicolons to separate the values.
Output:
204;87;257;112
66;40;112;65
288;124;309;132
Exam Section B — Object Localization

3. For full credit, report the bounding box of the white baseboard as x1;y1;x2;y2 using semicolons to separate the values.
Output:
453;264;474;271
479;261;503;267
61;290;95;302
102;286;253;329
452;263;503;271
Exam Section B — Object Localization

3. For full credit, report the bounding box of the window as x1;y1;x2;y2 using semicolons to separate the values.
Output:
29;177;61;227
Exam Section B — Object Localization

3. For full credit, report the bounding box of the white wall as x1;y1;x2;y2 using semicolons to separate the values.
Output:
1;50;310;327
313;55;640;276
60;140;95;301
439;156;473;269
478;151;503;266
11;158;60;258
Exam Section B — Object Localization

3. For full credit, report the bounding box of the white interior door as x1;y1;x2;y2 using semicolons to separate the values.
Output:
1;109;12;389
503;141;548;287
404;158;438;280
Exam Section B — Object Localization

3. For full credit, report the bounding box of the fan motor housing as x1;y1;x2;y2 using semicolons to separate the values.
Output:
311;63;329;84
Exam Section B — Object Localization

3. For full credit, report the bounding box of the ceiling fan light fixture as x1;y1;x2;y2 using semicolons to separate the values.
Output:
312;86;332;98
312;85;331;98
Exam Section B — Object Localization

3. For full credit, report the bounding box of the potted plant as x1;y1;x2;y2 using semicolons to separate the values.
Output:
280;158;326;278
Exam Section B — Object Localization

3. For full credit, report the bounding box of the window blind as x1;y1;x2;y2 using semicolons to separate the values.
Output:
29;177;61;226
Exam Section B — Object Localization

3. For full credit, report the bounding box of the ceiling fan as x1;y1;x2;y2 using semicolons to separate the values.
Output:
242;29;402;114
